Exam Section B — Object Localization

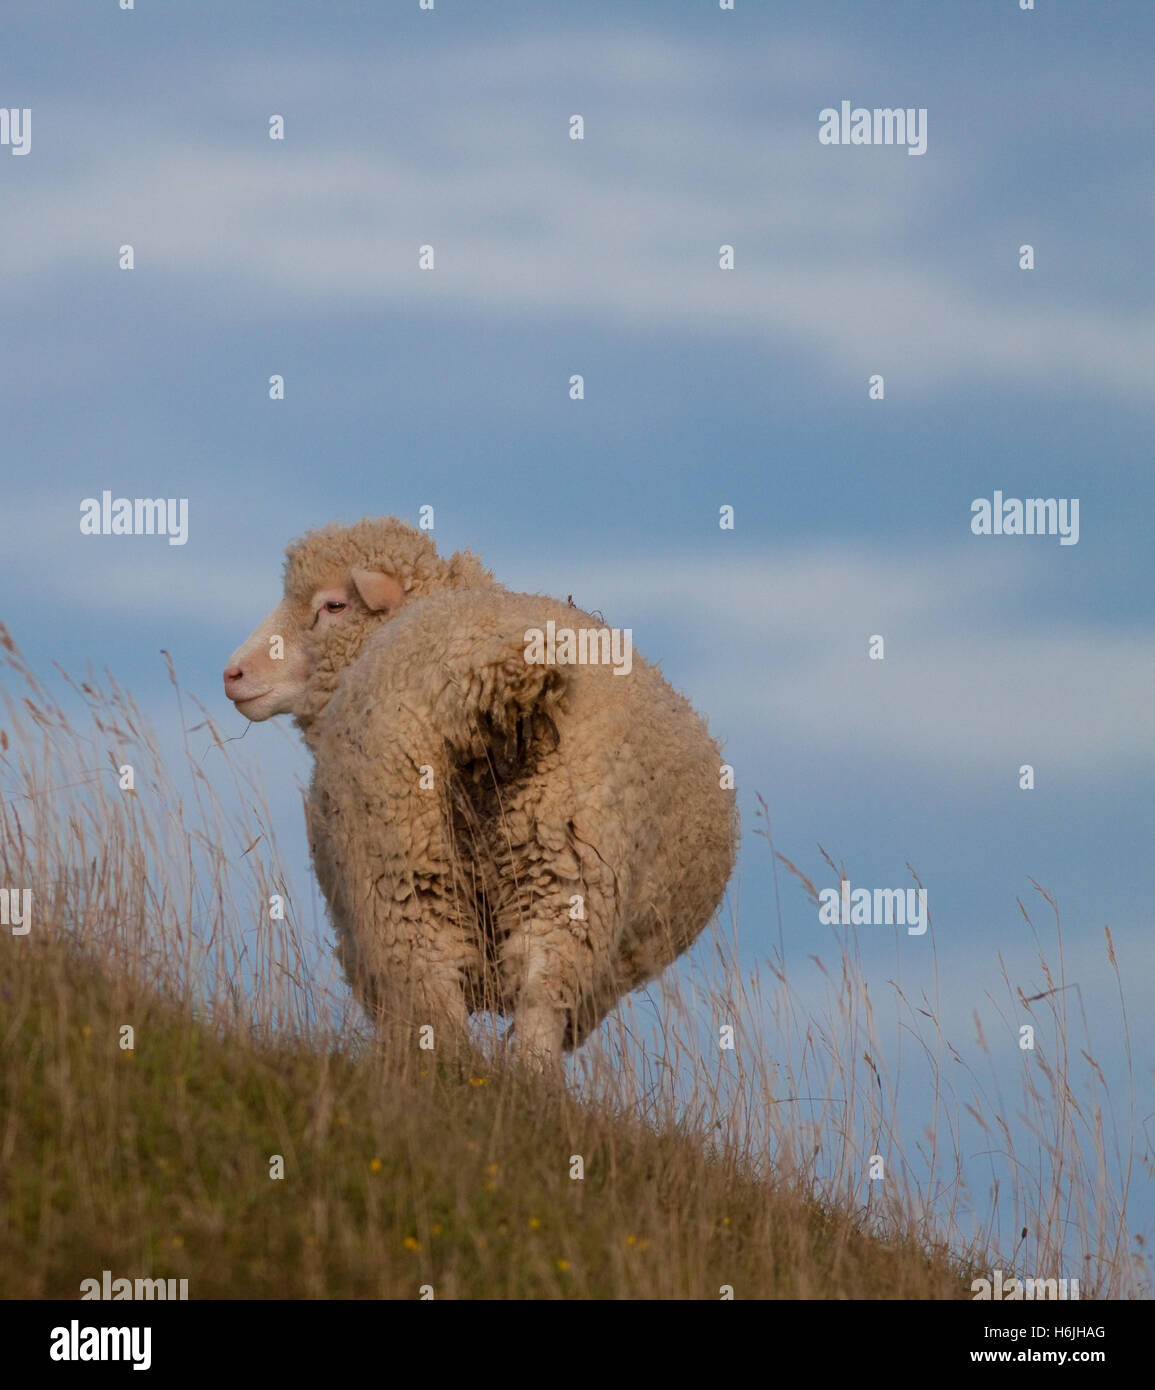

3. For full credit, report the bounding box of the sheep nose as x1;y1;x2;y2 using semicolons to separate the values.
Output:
224;664;243;690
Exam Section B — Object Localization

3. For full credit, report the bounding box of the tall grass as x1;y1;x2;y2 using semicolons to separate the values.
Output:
0;624;1146;1298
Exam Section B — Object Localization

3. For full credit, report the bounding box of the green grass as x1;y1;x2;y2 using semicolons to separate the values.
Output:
1;937;974;1300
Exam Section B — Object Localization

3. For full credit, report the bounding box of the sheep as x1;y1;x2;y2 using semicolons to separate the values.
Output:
224;517;737;1061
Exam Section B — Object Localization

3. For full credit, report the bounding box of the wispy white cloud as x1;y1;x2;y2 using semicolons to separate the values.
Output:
4;34;1152;398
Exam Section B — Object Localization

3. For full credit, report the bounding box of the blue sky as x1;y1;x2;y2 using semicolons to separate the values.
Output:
2;1;1152;1277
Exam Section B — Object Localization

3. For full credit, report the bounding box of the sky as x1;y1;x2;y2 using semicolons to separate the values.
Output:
1;0;1152;1281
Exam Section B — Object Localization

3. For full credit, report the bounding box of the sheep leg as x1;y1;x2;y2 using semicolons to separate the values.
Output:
506;933;572;1065
514;997;566;1065
405;963;472;1051
344;952;469;1052
335;880;475;1056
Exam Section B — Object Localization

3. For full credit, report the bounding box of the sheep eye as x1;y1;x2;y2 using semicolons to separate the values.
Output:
324;601;346;613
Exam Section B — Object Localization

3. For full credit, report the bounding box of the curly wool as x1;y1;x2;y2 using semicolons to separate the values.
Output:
283;517;497;609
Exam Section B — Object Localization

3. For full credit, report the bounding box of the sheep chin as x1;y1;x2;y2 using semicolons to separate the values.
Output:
232;690;292;722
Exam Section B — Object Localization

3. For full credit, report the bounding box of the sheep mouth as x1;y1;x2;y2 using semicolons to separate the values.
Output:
232;691;276;717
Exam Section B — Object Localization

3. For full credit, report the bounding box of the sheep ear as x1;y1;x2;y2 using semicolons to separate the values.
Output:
350;568;406;614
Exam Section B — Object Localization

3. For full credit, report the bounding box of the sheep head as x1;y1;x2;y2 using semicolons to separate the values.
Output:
223;565;404;723
223;517;497;736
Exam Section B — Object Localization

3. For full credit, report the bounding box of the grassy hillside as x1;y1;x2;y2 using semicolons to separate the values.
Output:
0;625;1144;1299
0;936;972;1300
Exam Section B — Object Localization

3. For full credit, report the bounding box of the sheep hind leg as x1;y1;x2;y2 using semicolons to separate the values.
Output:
358;964;471;1065
505;934;572;1068
512;996;567;1067
409;968;472;1058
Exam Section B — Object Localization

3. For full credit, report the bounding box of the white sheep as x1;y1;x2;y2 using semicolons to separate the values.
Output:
224;518;737;1061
